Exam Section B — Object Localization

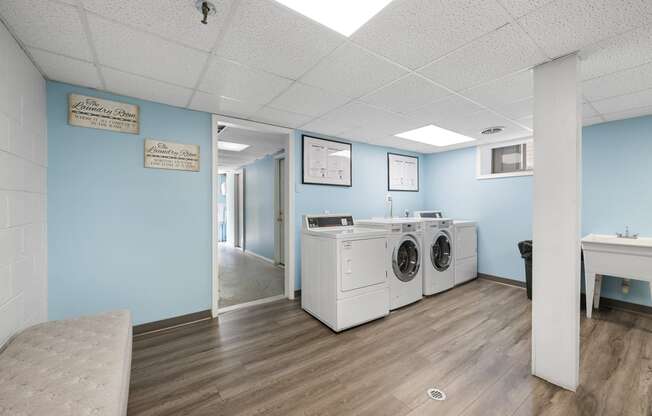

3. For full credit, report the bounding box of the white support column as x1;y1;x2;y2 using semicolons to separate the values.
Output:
531;54;582;391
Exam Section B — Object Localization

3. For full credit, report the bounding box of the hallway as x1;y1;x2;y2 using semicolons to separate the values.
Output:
218;244;285;308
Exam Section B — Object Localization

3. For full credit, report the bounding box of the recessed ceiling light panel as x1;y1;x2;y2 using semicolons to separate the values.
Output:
274;0;392;37
218;141;250;152
395;125;476;147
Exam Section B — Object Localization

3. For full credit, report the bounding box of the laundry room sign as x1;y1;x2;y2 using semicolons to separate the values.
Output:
68;94;139;134
144;139;200;172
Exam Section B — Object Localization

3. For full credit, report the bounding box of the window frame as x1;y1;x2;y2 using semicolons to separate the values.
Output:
476;137;534;180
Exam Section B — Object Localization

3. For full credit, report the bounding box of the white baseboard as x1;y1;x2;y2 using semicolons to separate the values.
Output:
244;250;275;265
218;294;286;314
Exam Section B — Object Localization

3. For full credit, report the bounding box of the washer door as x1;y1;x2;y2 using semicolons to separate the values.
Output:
431;232;452;272
392;236;421;282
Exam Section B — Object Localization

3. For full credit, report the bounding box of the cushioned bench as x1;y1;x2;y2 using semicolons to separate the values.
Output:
0;310;132;416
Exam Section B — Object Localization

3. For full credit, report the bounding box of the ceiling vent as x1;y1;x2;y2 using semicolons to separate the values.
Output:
196;1;217;25
481;126;504;135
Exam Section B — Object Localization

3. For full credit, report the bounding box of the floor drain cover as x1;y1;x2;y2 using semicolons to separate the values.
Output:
426;388;446;401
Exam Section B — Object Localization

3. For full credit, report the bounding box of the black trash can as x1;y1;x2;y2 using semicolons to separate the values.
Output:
518;240;533;300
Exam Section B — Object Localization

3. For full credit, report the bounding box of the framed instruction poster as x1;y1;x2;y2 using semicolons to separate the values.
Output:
388;153;419;192
302;135;352;187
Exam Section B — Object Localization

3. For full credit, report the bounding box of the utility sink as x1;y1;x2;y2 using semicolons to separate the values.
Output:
581;233;652;318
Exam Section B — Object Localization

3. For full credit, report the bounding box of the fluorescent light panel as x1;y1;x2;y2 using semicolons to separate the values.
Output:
274;0;392;37
395;125;476;147
218;141;250;152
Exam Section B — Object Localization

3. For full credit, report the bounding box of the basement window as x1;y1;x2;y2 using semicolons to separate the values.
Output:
477;138;533;180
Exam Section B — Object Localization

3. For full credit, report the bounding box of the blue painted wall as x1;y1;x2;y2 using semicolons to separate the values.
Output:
424;147;533;281
582;115;652;306
293;131;427;289
47;81;212;325
244;155;276;260
422;115;652;307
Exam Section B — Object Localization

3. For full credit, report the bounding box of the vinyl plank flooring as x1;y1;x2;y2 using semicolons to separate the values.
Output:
128;279;652;416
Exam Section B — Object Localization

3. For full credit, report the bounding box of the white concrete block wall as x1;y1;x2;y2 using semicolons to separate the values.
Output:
0;22;47;347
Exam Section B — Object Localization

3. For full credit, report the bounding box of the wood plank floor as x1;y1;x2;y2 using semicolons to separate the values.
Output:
128;279;652;416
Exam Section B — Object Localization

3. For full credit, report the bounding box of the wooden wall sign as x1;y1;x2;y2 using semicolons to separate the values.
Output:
144;139;200;172
68;94;139;134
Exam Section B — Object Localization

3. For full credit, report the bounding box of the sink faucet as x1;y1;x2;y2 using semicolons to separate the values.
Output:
617;226;639;239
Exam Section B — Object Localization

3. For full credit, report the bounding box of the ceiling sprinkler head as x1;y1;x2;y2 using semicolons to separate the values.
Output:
481;126;504;135
197;1;216;25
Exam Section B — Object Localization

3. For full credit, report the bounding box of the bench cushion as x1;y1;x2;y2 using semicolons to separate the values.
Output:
0;310;132;416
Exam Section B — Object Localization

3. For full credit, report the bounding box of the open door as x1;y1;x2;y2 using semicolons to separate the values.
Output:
275;156;286;266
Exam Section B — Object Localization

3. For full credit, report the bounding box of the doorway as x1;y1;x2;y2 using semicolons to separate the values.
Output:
211;116;295;315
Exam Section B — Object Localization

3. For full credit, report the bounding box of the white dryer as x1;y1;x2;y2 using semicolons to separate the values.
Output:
357;218;423;310
453;220;478;285
419;218;455;295
301;214;390;332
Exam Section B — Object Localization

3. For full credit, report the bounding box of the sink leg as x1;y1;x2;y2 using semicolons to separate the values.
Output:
594;274;602;309
585;271;596;319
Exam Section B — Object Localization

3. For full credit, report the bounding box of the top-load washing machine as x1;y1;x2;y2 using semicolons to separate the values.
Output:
301;214;390;332
418;217;455;295
357;218;423;310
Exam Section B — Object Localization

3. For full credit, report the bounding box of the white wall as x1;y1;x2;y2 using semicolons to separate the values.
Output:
0;23;48;346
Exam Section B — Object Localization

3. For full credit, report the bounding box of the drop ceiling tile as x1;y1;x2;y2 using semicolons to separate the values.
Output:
583;115;605;126
419;24;546;91
89;14;208;88
300;119;349;138
190;92;262;118
583;102;600;118
217;0;343;79
461;70;534;108
591;88;652;115
516;115;533;129
267;83;350;117
601;106;652;123
495;97;533;120
300;42;408;99
102;67;193;108
351;0;510;69
518;0;652;59
300;101;412;137
405;95;484;125
581;25;652;81
28;49;102;89
360;75;451;114
446;109;532;140
497;0;555;18
251;106;313;128
0;0;92;60
80;0;233;51
583;62;652;101
461;70;533;109
199;57;292;105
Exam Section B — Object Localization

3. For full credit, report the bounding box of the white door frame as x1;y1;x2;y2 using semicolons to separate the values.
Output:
211;115;295;317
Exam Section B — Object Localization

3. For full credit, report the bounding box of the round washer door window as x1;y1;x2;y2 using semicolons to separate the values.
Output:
431;233;452;272
392;236;421;282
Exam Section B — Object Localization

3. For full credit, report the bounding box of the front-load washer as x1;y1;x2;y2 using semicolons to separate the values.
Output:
357;218;423;310
301;214;390;332
419;218;455;295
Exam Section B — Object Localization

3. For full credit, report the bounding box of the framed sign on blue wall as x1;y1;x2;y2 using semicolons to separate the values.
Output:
388;152;419;192
302;135;352;187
